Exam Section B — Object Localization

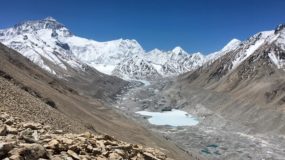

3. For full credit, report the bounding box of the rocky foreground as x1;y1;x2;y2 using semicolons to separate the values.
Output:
0;112;171;160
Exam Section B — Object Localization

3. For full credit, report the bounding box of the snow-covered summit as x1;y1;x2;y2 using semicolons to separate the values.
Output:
0;17;72;39
205;38;241;63
171;46;188;55
221;39;241;52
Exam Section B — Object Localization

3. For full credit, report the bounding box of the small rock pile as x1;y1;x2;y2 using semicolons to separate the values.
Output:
0;112;171;160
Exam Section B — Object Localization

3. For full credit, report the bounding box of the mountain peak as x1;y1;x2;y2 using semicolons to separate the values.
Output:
172;46;188;55
44;16;57;21
148;48;164;55
221;38;241;52
7;17;73;37
14;17;64;30
192;52;204;57
275;24;285;34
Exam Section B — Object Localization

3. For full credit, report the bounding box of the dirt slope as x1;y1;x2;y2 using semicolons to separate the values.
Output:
0;43;192;159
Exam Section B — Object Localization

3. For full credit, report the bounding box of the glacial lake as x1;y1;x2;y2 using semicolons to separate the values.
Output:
136;109;199;126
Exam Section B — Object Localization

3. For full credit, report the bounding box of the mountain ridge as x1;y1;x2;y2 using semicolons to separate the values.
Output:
0;17;232;80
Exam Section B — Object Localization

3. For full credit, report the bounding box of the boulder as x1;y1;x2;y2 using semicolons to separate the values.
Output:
109;152;123;160
20;128;39;143
0;142;14;157
54;130;63;134
6;126;18;134
19;143;47;160
67;150;80;160
61;138;73;145
4;118;14;125
0;113;10;122
22;122;41;130
46;139;59;150
0;125;7;136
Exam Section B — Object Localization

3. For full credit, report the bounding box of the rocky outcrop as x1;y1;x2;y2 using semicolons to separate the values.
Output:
0;112;170;160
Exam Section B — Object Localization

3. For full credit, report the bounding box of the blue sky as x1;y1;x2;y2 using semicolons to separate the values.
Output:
1;0;284;54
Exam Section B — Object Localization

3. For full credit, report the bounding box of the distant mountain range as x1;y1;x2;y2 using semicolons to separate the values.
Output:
0;17;241;80
0;17;284;82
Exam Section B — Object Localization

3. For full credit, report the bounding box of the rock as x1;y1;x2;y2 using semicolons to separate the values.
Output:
49;155;63;160
5;118;14;125
77;136;86;142
9;154;22;160
46;139;59;149
143;152;160;160
20;128;39;143
80;131;92;138
86;145;93;153
111;144;132;150
114;149;125;156
33;130;39;140
132;153;145;160
67;149;80;160
0;125;7;136
5;134;17;141
61;138;73;145
6;125;18;134
0;142;14;157
22;122;41;129
104;140;118;146
43;125;51;131
68;145;80;153
144;148;167;159
96;156;108;160
54;130;63;134
109;152;123;160
0;113;168;160
92;148;101;156
0;113;10;122
96;140;105;147
19;143;47;160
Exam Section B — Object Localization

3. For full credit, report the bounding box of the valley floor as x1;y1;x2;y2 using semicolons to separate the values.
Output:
113;79;285;160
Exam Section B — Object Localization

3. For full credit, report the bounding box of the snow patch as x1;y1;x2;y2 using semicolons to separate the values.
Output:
268;51;285;69
91;64;116;75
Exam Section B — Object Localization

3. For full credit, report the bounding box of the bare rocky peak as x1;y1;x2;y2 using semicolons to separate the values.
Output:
274;24;285;34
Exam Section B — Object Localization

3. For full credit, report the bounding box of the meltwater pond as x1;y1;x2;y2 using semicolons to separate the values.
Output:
136;109;199;126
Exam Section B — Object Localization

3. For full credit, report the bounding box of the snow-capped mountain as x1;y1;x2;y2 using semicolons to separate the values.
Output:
0;17;260;79
144;47;205;76
226;27;285;72
183;24;285;87
68;38;145;75
205;38;241;63
0;17;212;80
174;25;285;135
112;46;207;79
112;55;162;80
0;17;146;77
0;17;85;75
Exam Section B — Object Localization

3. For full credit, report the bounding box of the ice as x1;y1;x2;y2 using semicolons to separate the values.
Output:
136;109;199;126
91;64;116;75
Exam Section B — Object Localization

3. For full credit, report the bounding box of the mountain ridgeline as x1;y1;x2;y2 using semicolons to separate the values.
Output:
0;17;240;81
